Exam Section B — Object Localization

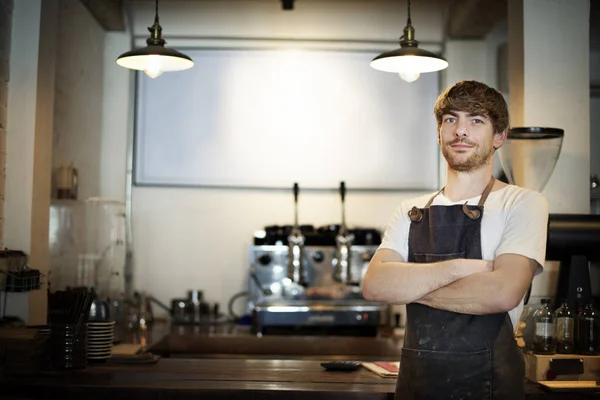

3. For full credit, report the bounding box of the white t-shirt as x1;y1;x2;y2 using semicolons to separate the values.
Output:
378;184;549;328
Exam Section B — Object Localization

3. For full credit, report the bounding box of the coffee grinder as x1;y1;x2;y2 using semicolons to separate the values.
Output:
499;127;600;385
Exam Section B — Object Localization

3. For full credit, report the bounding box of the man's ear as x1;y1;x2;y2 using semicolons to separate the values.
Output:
493;128;508;149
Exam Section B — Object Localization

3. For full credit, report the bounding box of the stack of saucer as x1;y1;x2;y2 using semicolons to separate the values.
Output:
86;320;114;362
28;325;51;337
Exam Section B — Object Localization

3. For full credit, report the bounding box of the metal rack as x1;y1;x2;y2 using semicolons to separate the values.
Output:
0;249;42;292
0;249;43;320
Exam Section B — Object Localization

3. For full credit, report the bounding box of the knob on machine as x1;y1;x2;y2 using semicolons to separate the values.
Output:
257;253;272;266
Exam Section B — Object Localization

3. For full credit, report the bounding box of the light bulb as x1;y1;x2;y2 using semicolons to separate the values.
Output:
399;70;420;83
144;55;164;79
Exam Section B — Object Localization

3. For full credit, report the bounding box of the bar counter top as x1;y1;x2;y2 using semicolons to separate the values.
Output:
2;322;599;399
2;356;599;399
0;356;596;399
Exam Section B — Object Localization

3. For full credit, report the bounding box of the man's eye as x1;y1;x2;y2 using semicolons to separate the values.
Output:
472;119;483;124
444;117;455;123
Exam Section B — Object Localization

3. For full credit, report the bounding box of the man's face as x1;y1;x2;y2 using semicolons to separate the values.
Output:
438;111;505;173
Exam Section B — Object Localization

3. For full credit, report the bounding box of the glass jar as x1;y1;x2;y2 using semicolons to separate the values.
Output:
554;301;575;354
533;299;556;355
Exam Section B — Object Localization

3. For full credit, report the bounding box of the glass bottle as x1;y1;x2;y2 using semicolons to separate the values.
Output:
533;299;556;355
554;300;575;354
577;303;600;355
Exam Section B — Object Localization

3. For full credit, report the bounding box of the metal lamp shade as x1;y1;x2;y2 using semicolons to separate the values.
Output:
370;46;448;74
116;45;194;72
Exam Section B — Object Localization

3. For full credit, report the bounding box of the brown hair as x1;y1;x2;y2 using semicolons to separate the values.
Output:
433;80;509;134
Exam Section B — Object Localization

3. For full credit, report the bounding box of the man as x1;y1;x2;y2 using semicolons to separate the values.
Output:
362;80;548;399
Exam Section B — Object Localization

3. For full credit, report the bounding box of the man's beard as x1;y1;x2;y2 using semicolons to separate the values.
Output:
441;139;494;173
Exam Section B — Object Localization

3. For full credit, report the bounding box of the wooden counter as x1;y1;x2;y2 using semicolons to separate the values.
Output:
3;323;598;399
154;332;404;360
0;358;391;399
1;358;599;399
141;322;404;360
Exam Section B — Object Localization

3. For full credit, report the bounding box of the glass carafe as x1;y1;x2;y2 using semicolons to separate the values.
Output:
533;299;556;355
554;300;575;354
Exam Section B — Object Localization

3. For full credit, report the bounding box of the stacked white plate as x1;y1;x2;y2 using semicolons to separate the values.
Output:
86;320;114;362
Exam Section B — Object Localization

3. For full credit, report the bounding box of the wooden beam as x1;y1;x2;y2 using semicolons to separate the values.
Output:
446;0;507;39
79;0;125;31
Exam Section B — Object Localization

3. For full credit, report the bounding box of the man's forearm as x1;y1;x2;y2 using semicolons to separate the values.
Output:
416;253;539;315
416;271;514;314
362;258;490;304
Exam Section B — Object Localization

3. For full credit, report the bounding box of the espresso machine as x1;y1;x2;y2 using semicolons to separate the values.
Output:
524;214;600;384
499;127;600;386
248;182;388;336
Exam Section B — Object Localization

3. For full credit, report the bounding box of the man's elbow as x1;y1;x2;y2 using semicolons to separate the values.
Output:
362;266;389;302
496;289;524;313
361;273;379;302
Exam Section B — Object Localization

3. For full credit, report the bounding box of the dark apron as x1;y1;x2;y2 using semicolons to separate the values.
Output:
395;178;525;400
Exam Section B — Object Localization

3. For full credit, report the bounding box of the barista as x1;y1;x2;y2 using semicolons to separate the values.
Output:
362;80;549;399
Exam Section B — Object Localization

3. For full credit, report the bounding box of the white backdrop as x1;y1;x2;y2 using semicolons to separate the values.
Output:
134;48;440;190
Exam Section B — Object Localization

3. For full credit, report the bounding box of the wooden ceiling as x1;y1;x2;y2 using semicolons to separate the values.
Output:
446;0;507;39
79;0;507;39
79;0;125;31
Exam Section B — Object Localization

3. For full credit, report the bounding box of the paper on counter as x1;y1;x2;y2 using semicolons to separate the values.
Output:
362;361;400;377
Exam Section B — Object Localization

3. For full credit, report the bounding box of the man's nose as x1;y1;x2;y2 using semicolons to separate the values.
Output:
454;121;469;137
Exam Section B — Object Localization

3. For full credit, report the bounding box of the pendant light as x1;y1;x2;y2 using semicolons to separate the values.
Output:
116;0;194;78
370;0;448;82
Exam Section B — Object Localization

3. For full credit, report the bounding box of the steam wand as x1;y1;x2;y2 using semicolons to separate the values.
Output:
287;183;305;285
335;181;354;284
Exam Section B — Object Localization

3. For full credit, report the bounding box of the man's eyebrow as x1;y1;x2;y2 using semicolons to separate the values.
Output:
467;112;488;119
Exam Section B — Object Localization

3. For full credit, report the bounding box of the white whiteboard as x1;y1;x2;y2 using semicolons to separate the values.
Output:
134;48;440;190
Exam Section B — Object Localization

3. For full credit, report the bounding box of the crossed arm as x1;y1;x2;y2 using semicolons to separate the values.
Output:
362;248;538;314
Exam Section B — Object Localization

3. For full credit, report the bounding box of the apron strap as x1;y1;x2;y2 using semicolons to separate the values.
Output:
409;176;496;222
462;176;496;220
477;175;496;206
408;187;443;222
424;188;444;209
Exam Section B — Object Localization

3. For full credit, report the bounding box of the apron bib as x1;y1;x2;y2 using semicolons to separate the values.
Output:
395;178;524;400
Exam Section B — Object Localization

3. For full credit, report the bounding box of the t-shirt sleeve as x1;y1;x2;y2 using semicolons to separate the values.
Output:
495;190;549;272
378;202;410;260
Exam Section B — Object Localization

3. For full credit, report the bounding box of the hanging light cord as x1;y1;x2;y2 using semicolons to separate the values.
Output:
147;0;165;45
400;0;416;45
154;0;160;24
